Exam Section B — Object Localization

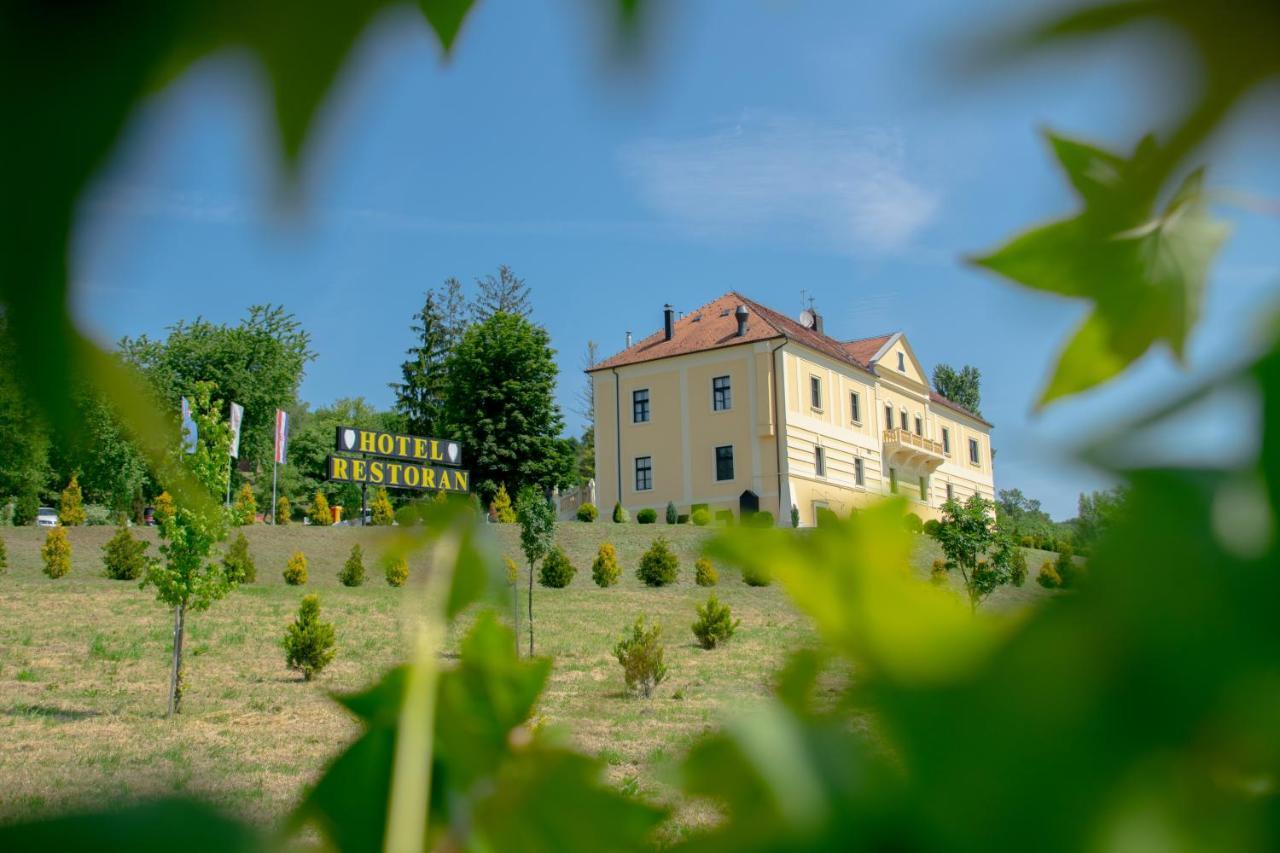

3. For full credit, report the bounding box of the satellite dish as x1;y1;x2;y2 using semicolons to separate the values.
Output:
799;308;816;329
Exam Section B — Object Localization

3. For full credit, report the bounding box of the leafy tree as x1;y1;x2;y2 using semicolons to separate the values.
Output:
153;490;175;525
0;321;51;509
614;617;667;698
931;363;982;416
591;543;620;587
442;312;574;503
933;495;1024;611
996;487;1055;543
283;551;308;586
232;483;256;526
370;488;394;526
51;382;149;518
491;484;515;523
222;532;256;584
391;280;466;438
636;537;679;587
102;525;149;580
516;485;555;656
41;527;71;578
119;306;315;478
1074;487;1128;554
141;382;234;716
339;544;365;587
692;594;740;649
12;493;38;527
470;265;531;322
282;397;395;517
59;474;85;525
574;341;598;482
282;594;336;682
308;491;331;527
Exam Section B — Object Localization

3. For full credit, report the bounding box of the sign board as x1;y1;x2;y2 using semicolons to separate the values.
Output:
326;455;470;493
334;426;461;467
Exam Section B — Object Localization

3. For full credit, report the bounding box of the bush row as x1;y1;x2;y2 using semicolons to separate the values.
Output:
505;537;774;589
572;502;775;528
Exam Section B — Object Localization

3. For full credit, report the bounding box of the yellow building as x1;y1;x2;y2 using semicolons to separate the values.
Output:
588;292;994;527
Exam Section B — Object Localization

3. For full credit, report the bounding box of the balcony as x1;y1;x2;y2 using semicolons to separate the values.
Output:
882;428;946;471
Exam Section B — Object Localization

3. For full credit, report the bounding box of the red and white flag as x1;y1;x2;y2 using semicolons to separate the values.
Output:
273;409;289;464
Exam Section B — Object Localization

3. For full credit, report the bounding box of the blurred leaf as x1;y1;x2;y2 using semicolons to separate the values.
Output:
0;798;259;853
382;496;505;618
973;133;1229;406
417;0;475;53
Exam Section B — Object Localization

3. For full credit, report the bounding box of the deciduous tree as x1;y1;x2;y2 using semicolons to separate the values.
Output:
516;485;555;656
933;494;1024;611
932;363;982;416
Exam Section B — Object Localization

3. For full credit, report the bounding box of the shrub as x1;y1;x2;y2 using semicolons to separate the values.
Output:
85;504;113;526
339;544;365;587
102;525;149;581
13;492;38;526
576;503;598;522
614;616;667;698
637;537;679;587
0;535;7;573
592;543;620;587
1020;535;1035;549
746;510;775;528
1056;543;1084;588
636;508;658;524
1037;561;1061;589
153;491;175;526
308;491;331;527
741;562;772;587
223;532;256;584
539;547;576;588
715;510;735;525
612;502;629;524
694;557;718;587
491;484;516;523
930;559;949;586
282;594;336;682
924;518;942;537
1009;547;1029;587
903;512;923;532
691;508;711;527
504;556;519;585
283;550;308;585
815;507;838;528
276;495;291;525
791;504;800;528
385;555;409;587
232;483;257;525
665;501;678;524
370;488;395;526
59;474;86;526
692;594;740;650
42;527;71;578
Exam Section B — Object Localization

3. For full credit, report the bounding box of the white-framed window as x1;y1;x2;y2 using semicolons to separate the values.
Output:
850;391;861;424
914;415;923;436
712;375;732;411
885;403;894;430
715;445;735;482
815;445;826;477
942;427;951;455
810;375;822;410
634;456;652;491
632;389;650;423
900;409;909;431
854;457;864;486
969;438;981;465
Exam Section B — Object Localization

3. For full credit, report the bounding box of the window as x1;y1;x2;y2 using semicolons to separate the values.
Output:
919;476;928;501
914;415;923;436
712;375;732;411
854;457;864;486
809;375;822;410
715;445;735;481
897;351;906;372
632;389;650;423
942;427;951;455
969;438;981;465
946;482;954;502
889;467;898;494
815;445;826;477
850;391;861;424
900;409;909;431
634;456;652;491
885;404;894;431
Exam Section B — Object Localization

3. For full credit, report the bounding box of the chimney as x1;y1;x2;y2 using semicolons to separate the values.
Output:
812;311;823;335
625;331;632;348
663;304;674;341
734;304;750;337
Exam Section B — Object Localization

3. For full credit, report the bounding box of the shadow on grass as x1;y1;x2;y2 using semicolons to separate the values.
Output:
5;703;102;722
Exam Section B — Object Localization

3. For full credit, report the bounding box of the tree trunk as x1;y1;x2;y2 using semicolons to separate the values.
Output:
527;559;535;657
167;603;186;717
512;574;520;657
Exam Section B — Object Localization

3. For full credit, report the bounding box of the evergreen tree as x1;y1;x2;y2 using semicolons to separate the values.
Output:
283;594;336;681
470;265;531;322
339;544;365;586
491;483;516;523
309;491;331;527
391;280;465;438
222;532;256;584
42;527;71;578
59;473;86;525
443;312;574;502
103;524;149;580
370;487;395;526
276;495;291;525
232;482;257;525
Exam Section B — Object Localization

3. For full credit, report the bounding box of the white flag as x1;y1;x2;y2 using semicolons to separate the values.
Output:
228;402;244;459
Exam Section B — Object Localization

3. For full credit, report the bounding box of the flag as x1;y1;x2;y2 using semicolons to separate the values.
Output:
273;409;289;464
228;402;244;459
180;397;198;454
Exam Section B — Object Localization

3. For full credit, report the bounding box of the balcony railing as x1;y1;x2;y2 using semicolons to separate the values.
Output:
882;428;946;471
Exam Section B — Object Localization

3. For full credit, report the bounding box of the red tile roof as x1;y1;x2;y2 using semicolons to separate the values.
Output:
842;334;893;365
929;391;991;427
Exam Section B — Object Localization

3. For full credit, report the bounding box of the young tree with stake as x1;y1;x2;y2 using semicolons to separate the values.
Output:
933;494;1024;612
515;485;555;657
143;381;236;716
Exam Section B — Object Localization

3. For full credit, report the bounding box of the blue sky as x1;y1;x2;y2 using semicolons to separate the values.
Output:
71;0;1279;519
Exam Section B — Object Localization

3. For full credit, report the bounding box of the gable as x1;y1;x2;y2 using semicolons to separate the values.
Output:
871;333;928;388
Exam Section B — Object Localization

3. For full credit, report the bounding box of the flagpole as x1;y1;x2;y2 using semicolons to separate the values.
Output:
226;459;233;508
271;462;278;525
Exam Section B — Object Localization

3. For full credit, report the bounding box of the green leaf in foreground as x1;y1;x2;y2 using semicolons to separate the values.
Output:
972;131;1229;407
0;798;258;853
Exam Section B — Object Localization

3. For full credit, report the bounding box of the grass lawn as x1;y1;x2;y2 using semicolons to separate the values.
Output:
0;520;1057;834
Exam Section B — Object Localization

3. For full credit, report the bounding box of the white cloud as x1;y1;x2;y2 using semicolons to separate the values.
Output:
620;114;939;254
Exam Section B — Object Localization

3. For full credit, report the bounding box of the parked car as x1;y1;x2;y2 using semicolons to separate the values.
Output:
36;506;60;527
